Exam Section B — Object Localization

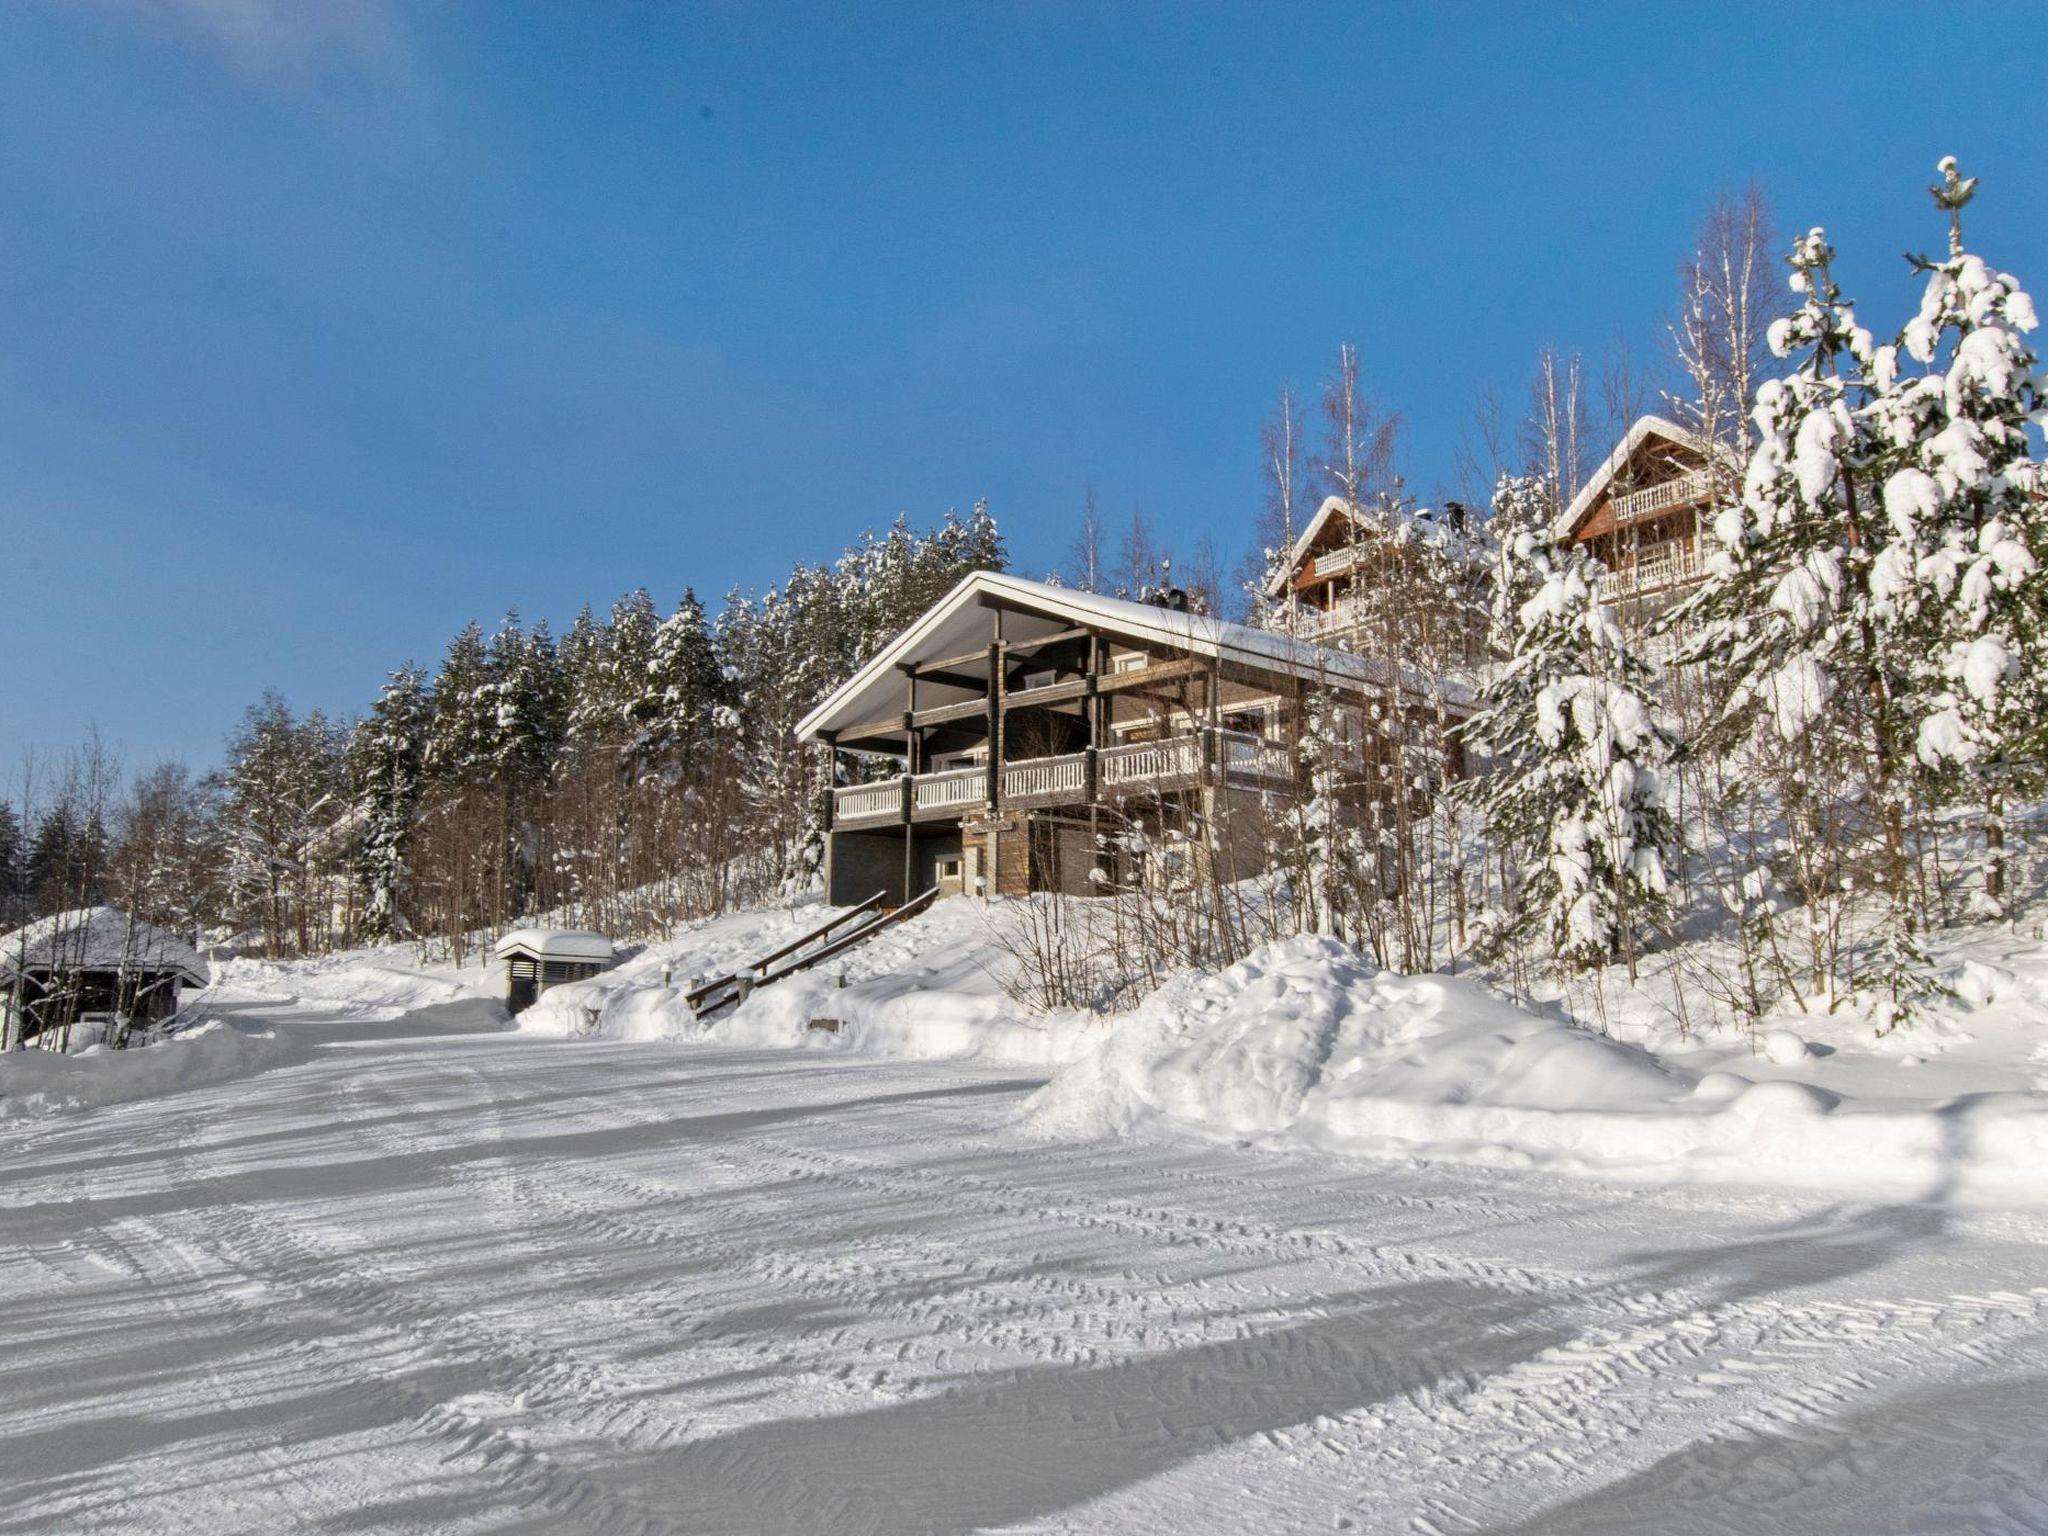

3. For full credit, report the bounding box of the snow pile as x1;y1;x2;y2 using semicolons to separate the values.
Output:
1029;935;2048;1206
524;897;1105;1068
517;904;840;1042
212;954;483;1015
0;1017;287;1119
714;898;1102;1069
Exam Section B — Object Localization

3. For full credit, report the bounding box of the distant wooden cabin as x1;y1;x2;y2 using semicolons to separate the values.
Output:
797;571;1472;907
494;929;615;1015
1554;415;1736;621
0;905;208;1048
1261;495;1487;658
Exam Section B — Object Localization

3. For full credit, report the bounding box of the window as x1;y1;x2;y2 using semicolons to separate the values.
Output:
1222;704;1271;738
1112;652;1147;674
1021;668;1057;690
936;857;963;881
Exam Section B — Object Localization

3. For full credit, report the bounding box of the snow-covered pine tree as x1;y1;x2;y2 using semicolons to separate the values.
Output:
345;665;432;941
643;587;727;777
571;591;662;757
424;620;500;788
1863;157;2047;915
1669;227;1941;975
0;801;25;928
484;615;564;789
1484;474;1555;659
1469;528;1675;979
25;796;109;916
557;604;603;737
714;577;822;894
220;694;342;955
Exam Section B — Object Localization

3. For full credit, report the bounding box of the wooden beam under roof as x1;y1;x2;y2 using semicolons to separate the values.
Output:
911;624;1093;680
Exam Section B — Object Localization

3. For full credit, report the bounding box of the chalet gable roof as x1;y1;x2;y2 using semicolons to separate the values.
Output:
795;570;1419;744
1262;496;1356;598
1262;496;1486;599
1551;414;1734;539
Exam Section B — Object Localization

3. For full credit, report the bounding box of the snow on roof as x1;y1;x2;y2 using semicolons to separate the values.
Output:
795;570;1450;744
1261;496;1485;598
493;928;615;962
0;905;209;986
1263;496;1357;597
1551;414;1736;539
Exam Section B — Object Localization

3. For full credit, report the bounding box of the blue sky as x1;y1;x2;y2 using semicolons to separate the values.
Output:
3;1;2044;775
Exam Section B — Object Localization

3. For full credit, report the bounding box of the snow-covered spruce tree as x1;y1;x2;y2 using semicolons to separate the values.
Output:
345;665;432;942
219;694;343;956
1484;474;1555;659
1667;227;1932;1000
0;800;26;930
641;588;742;921
641;588;726;775
479;614;564;925
422;621;498;787
570;590;662;756
1469;529;1675;981
1863;158;2047;916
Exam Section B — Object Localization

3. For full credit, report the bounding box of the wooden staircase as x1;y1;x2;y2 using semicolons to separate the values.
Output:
685;887;940;1018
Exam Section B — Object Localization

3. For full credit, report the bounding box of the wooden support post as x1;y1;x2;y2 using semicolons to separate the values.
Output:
988;605;1006;894
820;729;838;833
1083;632;1101;804
902;668;917;902
985;641;1001;809
1085;631;1102;888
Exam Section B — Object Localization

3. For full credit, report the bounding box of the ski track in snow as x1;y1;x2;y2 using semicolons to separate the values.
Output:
3;998;2046;1535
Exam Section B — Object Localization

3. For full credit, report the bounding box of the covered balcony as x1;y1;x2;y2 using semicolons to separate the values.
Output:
829;727;1297;831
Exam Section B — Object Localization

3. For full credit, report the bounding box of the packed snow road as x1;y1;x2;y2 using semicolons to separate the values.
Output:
4;998;2046;1535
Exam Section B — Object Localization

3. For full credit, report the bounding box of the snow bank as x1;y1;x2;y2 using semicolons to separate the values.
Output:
524;897;1105;1068
2;945;506;1121
0;1018;288;1119
1028;935;2048;1207
517;904;833;1042
713;899;1103;1069
211;955;482;1015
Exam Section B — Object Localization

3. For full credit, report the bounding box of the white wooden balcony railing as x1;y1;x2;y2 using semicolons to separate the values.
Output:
1598;538;1704;599
1612;467;1716;525
1002;753;1087;803
833;728;1301;827
1309;544;1366;581
913;766;988;814
1100;734;1201;789
1215;729;1294;783
1299;599;1393;642
834;780;904;822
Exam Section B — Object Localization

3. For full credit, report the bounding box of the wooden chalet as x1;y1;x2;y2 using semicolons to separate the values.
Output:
797;571;1465;907
1554;415;1736;618
1261;495;1486;657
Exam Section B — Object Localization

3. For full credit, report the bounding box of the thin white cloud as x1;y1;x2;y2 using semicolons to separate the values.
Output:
75;0;408;85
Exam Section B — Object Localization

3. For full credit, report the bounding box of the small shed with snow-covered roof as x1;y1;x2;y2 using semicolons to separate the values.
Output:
493;929;615;1014
0;905;208;1047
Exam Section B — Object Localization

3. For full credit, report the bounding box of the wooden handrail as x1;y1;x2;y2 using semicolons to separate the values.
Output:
756;885;938;989
682;892;886;1010
688;888;942;1017
749;891;886;973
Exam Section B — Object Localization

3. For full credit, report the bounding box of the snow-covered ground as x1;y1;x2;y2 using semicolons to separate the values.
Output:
3;964;2047;1533
520;897;1108;1068
503;897;2048;1209
1030;932;2048;1208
